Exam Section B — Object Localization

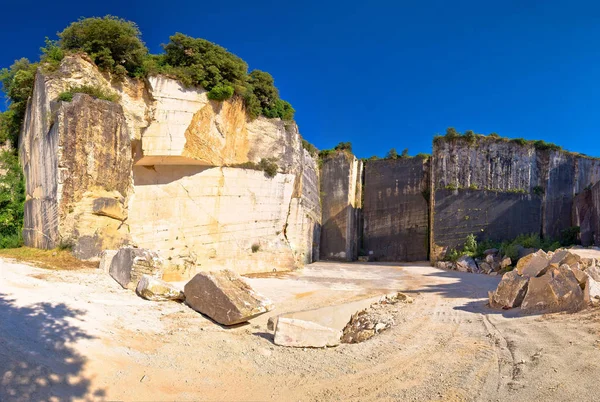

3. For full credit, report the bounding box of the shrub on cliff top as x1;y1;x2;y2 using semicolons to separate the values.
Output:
58;85;120;103
58;16;148;76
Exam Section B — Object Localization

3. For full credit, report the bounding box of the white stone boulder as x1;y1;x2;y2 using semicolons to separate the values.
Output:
273;318;341;348
99;249;118;274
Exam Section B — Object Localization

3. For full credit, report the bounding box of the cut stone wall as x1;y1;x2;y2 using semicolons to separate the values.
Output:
319;152;362;261
362;158;429;261
431;137;600;259
573;181;600;246
20;55;321;274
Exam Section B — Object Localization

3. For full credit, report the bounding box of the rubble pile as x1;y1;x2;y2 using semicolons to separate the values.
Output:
436;249;511;276
341;293;412;344
488;249;600;312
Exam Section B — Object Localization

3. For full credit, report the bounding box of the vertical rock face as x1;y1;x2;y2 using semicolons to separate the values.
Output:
20;55;320;273
573;181;600;246
362;158;429;261
430;138;600;258
319;152;362;261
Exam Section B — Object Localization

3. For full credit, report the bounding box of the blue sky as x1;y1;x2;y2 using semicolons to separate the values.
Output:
2;1;600;158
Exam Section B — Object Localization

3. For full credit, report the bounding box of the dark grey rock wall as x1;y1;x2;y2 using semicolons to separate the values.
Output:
319;152;362;261
362;158;429;261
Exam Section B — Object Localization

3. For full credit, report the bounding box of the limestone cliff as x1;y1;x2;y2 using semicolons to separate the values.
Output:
20;55;321;275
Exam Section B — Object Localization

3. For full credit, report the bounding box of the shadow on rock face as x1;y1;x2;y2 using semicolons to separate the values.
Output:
0;294;105;401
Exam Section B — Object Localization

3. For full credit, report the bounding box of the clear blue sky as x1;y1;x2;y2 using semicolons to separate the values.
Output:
2;1;599;158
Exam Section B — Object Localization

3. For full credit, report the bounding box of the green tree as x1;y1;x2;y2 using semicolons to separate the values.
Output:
400;148;409;158
334;142;352;152
386;148;398;159
162;33;248;93
58;16;148;76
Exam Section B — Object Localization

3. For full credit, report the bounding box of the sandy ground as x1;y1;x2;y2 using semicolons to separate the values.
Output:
1;258;600;401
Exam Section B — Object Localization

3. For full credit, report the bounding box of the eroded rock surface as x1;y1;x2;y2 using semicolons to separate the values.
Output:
489;271;529;309
521;265;584;313
109;248;164;290
184;269;273;325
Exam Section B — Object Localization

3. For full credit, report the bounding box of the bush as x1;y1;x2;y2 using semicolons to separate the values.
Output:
415;153;430;159
560;226;580;246
463;234;477;255
207;84;234;101
301;139;318;157
488;132;500;138
386;148;398;159
0;58;38;146
58;16;148;76
400;148;410;158
40;38;65;71
445;127;460;140
533;140;562;151
511;138;528;146
463;130;477;145
0;151;25;248
334;142;352;152
58;85;120;103
533;185;544;196
258;158;278;178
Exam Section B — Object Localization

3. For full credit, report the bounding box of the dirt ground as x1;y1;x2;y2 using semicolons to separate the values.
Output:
1;258;600;401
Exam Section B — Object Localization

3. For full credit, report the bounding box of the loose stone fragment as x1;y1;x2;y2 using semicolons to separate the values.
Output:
109;247;164;290
489;270;529;309
136;275;185;301
274;318;341;348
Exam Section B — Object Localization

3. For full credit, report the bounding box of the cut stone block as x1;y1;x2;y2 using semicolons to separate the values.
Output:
184;269;273;325
521;265;584;313
109;247;164;290
489;270;529;309
99;249;118;274
273;317;341;348
136;275;184;301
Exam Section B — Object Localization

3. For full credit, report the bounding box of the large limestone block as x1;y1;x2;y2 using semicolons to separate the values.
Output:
109;248;164;290
516;251;550;277
136;275;184;301
489;271;529;309
521;265;584;313
184;269;273;325
549;249;581;268
273;318;341;348
99;250;118;273
92;197;126;221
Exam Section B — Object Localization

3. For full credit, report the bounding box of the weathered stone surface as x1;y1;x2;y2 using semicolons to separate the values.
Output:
273;318;341;348
456;256;478;273
549;249;581;268
516;252;550;277
320;152;362;261
484;248;498;256
500;257;512;269
99;250;118;273
489;271;529;309
479;261;493;274
184;269;273;325
109;248;164;290
362;158;429;261
521;265;584;313
92;197;126;221
436;261;452;270
20;54;321;274
136;275;184;301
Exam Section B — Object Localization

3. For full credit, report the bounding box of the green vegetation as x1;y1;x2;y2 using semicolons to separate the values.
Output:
234;158;279;178
0;152;25;248
444;232;564;263
386;148;398;159
301;139;318;157
58;85;120;102
59;16;147;77
533;185;545;196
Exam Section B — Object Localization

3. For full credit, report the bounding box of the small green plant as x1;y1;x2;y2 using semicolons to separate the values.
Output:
415;153;430;160
445;127;460;140
258;158;278;178
533;140;562;151
445;183;457;190
488;132;500;138
511;138;528;146
58;85;120;103
463;130;477;145
301;139;318;157
463;234;477;255
386;148;398;160
533;185;545;196
468;183;479;190
251;243;260;253
334;142;353;152
207;84;234;101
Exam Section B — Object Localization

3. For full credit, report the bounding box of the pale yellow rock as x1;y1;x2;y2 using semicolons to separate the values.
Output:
274;318;342;348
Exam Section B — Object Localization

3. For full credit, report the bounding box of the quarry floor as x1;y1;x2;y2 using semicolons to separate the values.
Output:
1;259;600;401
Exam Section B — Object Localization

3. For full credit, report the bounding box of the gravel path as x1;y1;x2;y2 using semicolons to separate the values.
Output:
1;258;599;401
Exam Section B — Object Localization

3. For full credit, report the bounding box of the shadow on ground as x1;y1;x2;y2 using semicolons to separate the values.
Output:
0;293;105;401
414;269;540;318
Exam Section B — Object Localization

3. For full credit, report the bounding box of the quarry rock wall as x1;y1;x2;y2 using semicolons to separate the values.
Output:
319;152;362;261
431;138;600;259
362;158;429;261
20;55;320;275
573;181;600;247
